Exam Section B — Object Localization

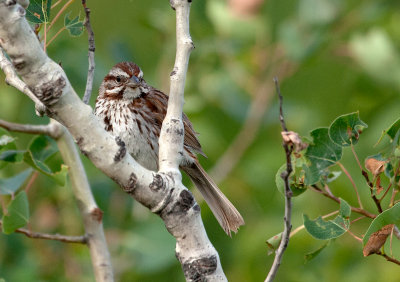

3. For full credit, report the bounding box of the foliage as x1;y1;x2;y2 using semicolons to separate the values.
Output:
1;0;400;281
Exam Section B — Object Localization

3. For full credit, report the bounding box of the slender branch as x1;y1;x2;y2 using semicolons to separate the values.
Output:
0;119;61;138
158;0;194;173
0;221;87;244
376;251;400;266
360;163;383;213
337;162;363;209
56;124;114;281
81;0;95;104
265;77;293;282
310;185;376;219
0;49;46;116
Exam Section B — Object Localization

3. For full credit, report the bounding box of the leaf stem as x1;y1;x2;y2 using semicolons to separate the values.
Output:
47;0;75;33
46;26;66;48
337;161;363;209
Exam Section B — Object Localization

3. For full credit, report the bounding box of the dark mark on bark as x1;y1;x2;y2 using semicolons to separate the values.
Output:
76;137;88;156
123;172;137;194
33;75;66;106
182;256;218;281
150;173;165;191
176;128;184;136
5;0;16;6
169;190;194;214
91;208;103;222
17;6;25;16
114;136;126;162
193;204;200;212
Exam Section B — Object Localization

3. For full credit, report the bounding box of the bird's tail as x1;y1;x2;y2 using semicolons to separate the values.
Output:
182;161;244;236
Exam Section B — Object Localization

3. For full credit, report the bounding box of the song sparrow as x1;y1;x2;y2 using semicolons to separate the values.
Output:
94;62;244;235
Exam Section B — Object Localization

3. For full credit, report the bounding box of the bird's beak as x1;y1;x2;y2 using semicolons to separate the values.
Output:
127;76;140;88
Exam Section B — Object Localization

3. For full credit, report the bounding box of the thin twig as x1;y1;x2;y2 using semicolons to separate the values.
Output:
310;185;376;219
379;182;392;202
0;119;61;138
51;0;63;9
337;161;363;209
45;26;66;48
345;228;363;242
0;221;87;244
24;171;39;194
360;164;383;213
0;49;46;116
81;0;95;104
376;251;400;266
265;77;293;282
351;144;363;171
390;189;398;207
47;0;75;33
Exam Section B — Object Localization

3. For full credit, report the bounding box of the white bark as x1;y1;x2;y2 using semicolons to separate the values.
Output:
56;125;114;282
0;0;227;280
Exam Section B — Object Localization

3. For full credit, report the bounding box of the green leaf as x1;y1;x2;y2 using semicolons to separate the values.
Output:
303;214;347;240
2;191;29;234
26;0;52;24
363;202;400;246
339;198;351;218
0;135;14;149
304;199;350;240
275;164;307;197
64;12;84;37
0;150;25;163
304;128;342;185
385;118;400;140
266;232;282;255
22;135;68;186
29;135;58;162
0;128;15;149
304;241;330;263
329;112;368;147
0;169;33;195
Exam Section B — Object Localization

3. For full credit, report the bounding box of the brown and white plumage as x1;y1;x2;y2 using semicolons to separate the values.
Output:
95;62;244;235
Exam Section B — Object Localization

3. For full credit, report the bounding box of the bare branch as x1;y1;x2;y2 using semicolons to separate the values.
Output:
265;77;293;282
310;185;376;219
0;119;61;138
0;49;46;116
82;0;95;104
56;124;114;281
0;221;87;243
158;0;195;173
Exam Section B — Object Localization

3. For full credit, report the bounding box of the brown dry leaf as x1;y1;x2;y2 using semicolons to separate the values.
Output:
363;224;394;257
365;158;387;177
281;131;308;153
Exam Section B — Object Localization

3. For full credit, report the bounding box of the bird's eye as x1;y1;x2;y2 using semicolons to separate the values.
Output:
116;76;121;82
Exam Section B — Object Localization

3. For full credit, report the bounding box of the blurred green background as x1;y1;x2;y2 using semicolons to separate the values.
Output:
1;0;400;281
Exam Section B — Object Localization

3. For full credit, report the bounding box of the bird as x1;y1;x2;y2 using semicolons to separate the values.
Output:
94;62;244;235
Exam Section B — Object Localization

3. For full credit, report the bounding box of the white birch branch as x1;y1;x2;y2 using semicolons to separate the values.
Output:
0;48;46;116
56;124;114;282
0;26;113;280
0;0;227;280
